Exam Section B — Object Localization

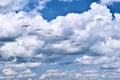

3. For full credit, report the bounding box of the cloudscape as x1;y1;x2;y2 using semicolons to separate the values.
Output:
0;0;120;80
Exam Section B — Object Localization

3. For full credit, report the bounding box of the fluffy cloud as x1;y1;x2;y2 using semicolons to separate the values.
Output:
39;70;81;80
0;62;40;79
0;3;120;70
0;1;120;79
0;36;44;59
0;2;120;64
2;68;17;76
0;12;31;40
0;0;29;13
90;38;120;56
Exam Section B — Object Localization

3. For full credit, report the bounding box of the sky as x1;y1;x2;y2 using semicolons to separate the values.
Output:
0;0;120;80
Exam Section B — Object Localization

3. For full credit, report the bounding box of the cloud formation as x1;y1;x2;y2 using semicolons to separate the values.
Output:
39;70;81;80
0;2;120;64
0;62;40;80
39;68;120;80
0;1;120;79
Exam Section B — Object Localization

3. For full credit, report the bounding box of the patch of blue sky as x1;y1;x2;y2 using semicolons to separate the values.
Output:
19;0;120;21
40;0;99;21
107;2;120;13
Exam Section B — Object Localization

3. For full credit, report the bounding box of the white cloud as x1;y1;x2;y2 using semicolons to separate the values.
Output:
2;68;17;76
0;11;31;39
0;0;52;13
75;55;94;64
59;0;73;2
100;0;120;5
52;40;81;53
0;2;120;64
0;62;39;79
17;69;36;78
74;55;116;65
0;36;44;59
90;38;120;56
33;0;51;12
25;62;41;68
39;70;81;80
0;0;29;13
0;1;120;79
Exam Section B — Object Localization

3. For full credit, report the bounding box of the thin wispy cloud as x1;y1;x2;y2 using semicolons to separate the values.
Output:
100;0;120;5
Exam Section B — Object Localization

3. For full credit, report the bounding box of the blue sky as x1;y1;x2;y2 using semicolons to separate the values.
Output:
0;0;120;80
22;0;120;21
40;0;99;21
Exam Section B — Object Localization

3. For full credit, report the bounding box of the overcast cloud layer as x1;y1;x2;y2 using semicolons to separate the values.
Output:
0;0;120;80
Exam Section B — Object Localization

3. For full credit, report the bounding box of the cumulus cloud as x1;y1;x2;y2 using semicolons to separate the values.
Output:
0;57;41;79
90;38;120;56
0;36;44;59
0;62;39;79
0;2;120;65
0;1;120;79
0;3;119;62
